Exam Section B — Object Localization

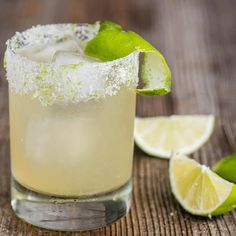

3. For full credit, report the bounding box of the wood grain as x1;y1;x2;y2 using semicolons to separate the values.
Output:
0;0;236;235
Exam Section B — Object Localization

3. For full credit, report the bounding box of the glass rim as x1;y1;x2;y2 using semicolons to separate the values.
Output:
5;23;139;106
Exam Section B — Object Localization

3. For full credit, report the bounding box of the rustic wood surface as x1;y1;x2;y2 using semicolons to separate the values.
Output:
0;0;236;235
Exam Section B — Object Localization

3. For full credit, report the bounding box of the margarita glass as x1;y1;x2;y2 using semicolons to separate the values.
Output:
5;23;139;231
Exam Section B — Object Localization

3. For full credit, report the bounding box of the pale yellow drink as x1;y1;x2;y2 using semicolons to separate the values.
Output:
6;24;139;198
9;87;136;196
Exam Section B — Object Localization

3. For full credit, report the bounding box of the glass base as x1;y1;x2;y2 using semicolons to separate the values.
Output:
11;178;132;231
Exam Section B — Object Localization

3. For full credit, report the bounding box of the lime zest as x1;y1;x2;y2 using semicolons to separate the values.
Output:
84;21;171;96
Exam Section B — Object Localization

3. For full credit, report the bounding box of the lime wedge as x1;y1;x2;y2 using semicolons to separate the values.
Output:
134;115;215;159
84;21;171;95
170;153;236;217
213;153;236;183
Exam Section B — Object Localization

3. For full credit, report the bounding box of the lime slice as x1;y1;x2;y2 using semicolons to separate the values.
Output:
170;153;236;217
84;21;171;95
213;153;236;183
134;115;215;159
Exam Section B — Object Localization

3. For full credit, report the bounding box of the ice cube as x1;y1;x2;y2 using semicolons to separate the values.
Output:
52;51;97;64
34;40;80;62
16;44;45;59
16;40;80;63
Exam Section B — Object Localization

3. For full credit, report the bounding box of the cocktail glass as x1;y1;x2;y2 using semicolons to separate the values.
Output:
5;23;139;231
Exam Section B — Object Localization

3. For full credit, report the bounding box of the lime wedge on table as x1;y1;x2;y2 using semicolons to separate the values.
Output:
170;153;236;217
84;21;171;95
134;115;215;159
213;153;236;183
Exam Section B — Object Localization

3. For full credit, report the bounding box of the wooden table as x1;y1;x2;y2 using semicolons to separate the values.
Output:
0;0;236;235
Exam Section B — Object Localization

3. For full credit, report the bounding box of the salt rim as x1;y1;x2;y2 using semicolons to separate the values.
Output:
4;23;139;106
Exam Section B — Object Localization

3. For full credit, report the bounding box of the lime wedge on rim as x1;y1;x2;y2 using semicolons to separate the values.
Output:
170;153;236;217
84;21;171;95
213;153;236;184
